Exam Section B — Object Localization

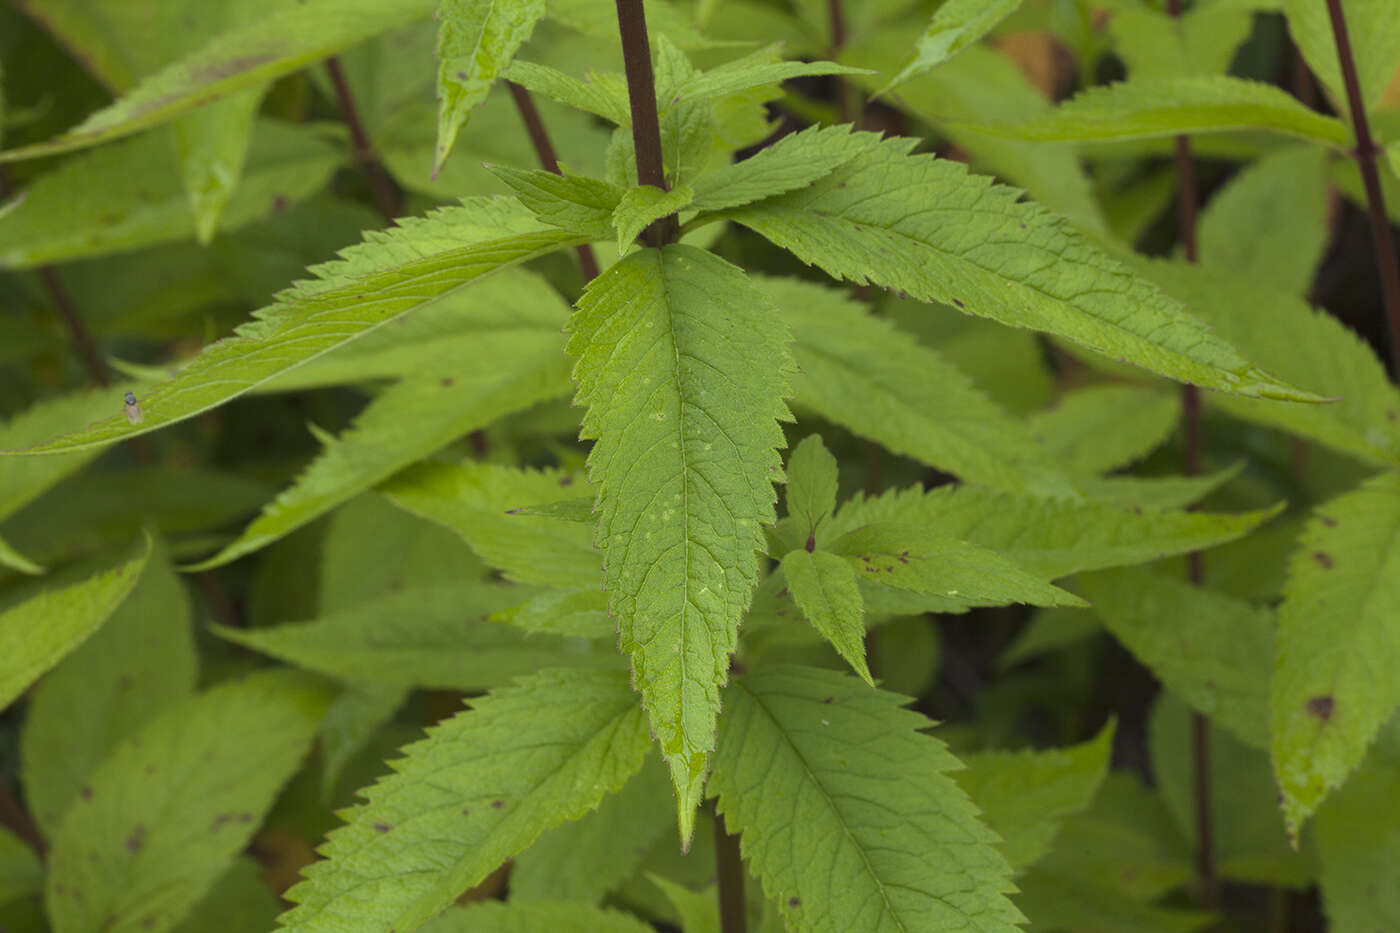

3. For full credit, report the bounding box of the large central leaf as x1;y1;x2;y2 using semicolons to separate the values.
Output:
567;245;794;839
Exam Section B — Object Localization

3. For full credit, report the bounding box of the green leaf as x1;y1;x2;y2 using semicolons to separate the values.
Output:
780;549;871;685
176;90;267;245
828;522;1086;609
171;858;281;933
508;496;595;522
1109;4;1256;80
422;901;657;933
0;826;41;907
1013;867;1213;933
0;120;340;269
382;461;600;589
490;589;614;639
187;312;573;569
758;275;1074;496
20;546;196;836
489;165;624;239
278;669;651;933
879;0;1022;94
1079;567;1272;747
318;686;406;800
5;198;578;454
1027;385;1178;475
956;722;1115;872
832;484;1276;580
1076;462;1244;510
869;616;941;699
781;434;838;546
0;535;42;575
613;184;694;253
689;124;870;212
546;0;719;49
1198;146;1330;296
1316;750;1400;931
711;666;1023;933
510;756;673;905
213;583;621;689
962;76;1348;147
649;875;718;933
0;0;436;163
1286;0;1400;117
0;535;150;712
1272;471;1400;839
501;61;631;126
1130;256;1400;464
44;669;331;933
434;0;546;174
567;245;794;839
723;133;1321;401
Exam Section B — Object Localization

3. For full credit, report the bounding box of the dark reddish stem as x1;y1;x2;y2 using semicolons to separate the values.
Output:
40;266;109;387
1325;0;1400;378
826;0;846;52
714;811;747;933
614;0;678;247
324;56;402;223
0;782;44;857
506;81;601;281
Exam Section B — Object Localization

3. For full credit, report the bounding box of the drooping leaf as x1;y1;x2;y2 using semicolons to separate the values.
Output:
213;583;621;689
1315;746;1400;931
758;275;1074;496
421;901;657;933
1027;384;1178;475
1198;146;1330;296
722;133;1321;401
780;549;871;685
689;124;871;213
434;0;546;173
956;722;1115;872
277;669;651;933
44;669;331;933
5;198;579;454
1285;0;1400;117
832;484;1276;580
1081;567;1272;747
510;755;673;905
711;666;1023;933
1272;471;1400;839
381;460;599;589
0;0;437;162
567;245;794;838
960;76;1348;147
0;535;150;711
613;184;694;253
879;0;1022;94
20;545;196;836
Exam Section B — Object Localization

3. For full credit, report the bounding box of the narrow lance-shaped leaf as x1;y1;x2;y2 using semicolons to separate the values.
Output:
721;132;1322;401
1272;471;1400;839
780;549;871;685
276;669;651;933
435;0;547;174
567;245;795;841
711;665;1024;933
689;124;872;213
879;0;1022;94
3;198;580;454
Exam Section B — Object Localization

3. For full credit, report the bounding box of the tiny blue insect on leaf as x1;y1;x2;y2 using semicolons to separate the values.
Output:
124;392;144;425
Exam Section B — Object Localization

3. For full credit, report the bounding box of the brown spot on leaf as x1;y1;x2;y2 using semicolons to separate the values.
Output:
788;897;801;908
1313;551;1334;569
491;799;505;809
373;822;391;833
1306;696;1335;721
80;785;92;800
440;377;454;387
559;476;573;486
1319;515;1337;527
125;825;146;853
952;299;964;308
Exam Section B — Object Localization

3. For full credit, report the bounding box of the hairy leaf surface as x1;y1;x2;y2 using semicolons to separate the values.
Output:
1272;471;1400;838
45;669;330;933
723;134;1318;400
278;669;650;933
567;245;794;836
711;666;1023;933
6;198;579;454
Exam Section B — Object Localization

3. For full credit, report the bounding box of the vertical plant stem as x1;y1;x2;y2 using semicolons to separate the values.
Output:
39;266;109;387
1324;0;1400;377
1166;0;1217;910
714;810;748;933
506;81;602;281
614;0;678;248
325;56;402;223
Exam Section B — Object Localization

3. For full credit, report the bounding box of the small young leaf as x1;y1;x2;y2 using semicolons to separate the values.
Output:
723;134;1322;401
0;535;150;712
435;0;546;174
613;184;694;253
689;124;871;212
277;669;651;933
879;0;1022;94
828;522;1086;608
1080;567;1272;747
711;666;1024;933
957;721;1115;871
779;549;871;685
961;77;1348;147
44;669;331;933
1272;471;1400;839
567;245;795;840
782;434;839;547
